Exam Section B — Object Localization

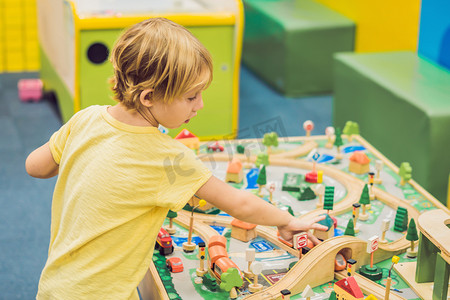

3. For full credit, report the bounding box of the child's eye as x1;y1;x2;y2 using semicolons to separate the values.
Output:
188;94;197;101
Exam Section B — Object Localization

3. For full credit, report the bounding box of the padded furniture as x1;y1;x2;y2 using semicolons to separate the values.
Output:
243;0;355;97
333;51;450;204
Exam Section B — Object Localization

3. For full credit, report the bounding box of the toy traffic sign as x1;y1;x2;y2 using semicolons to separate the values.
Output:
367;236;379;253
293;232;308;250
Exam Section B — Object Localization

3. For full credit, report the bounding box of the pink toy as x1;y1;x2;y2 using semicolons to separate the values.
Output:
18;79;43;102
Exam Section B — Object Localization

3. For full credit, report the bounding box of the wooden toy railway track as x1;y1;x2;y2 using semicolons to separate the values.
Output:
141;134;449;299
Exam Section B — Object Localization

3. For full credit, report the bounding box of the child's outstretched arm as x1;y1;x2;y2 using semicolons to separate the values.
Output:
196;176;327;244
26;142;59;178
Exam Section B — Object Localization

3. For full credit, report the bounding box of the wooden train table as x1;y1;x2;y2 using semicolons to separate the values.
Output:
138;133;449;300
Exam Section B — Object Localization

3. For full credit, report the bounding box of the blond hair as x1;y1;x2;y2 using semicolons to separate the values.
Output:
110;18;213;109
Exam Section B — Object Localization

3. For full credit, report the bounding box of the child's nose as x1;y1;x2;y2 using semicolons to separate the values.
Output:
195;96;204;111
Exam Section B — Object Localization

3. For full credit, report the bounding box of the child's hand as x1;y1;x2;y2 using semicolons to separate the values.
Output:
277;215;328;245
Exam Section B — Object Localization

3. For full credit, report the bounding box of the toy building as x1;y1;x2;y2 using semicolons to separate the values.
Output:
313;214;334;240
225;157;244;183
333;276;364;300
175;129;200;150
230;219;257;242
348;151;370;174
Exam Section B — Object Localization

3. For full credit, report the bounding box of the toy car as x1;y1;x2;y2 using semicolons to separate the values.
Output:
207;141;224;152
155;228;174;256
166;257;184;273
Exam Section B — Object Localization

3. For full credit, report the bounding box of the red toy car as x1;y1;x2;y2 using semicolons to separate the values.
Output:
155;228;174;256
207;141;224;152
166;257;184;273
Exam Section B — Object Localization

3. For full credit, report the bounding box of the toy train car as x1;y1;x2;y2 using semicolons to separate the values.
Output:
155;228;174;256
207;235;242;280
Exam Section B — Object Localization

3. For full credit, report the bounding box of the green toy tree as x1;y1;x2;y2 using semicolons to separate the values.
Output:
359;184;371;219
328;291;337;300
406;218;418;252
334;127;344;159
203;273;218;291
280;205;295;216
344;218;355;236
236;144;245;154
399;162;412;186
394;207;408;232
255;152;269;168
165;210;178;234
262;132;279;154
220;268;243;299
323;186;334;212
298;186;316;201
257;165;267;195
343;121;360;142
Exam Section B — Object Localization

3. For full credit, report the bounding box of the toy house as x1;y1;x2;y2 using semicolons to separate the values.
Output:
175;129;200;150
231;219;257;242
313;214;334;240
225;157;244;183
348;151;370;174
333;276;364;300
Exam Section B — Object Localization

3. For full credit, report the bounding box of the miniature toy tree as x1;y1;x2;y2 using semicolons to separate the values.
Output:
343;121;360;142
385;255;400;300
236;144;245;154
325;126;335;148
298;186;316;201
301;285;315;300
257;165;267;195
255;152;269;168
394;207;408;232
183;199;206;252
328;291;337;300
262;132;279;154
323;186;334;213
280;205;295;216
344;218;355;236
220;267;243;299
203;273;218;291
358;184;371;221
334;127;344;159
165;210;177;235
399;162;412;186
303;120;314;137
406;218;419;257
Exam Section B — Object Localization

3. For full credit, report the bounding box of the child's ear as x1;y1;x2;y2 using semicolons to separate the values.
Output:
139;89;153;107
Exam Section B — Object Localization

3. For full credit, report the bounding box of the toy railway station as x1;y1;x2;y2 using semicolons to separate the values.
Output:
1;0;449;299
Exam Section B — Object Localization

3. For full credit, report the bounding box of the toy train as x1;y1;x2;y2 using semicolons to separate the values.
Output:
207;235;242;280
155;228;174;256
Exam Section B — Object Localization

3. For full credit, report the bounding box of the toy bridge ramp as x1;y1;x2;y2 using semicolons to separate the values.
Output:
243;236;405;300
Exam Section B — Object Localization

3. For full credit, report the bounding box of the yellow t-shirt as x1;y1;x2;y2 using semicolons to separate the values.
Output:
37;105;211;299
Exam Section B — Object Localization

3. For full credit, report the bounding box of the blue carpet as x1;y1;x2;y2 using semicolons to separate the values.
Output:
0;66;331;298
